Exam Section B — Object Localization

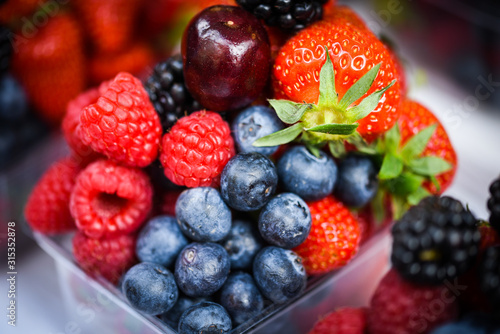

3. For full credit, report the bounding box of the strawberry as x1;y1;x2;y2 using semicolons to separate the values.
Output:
309;307;367;334
0;0;41;23
12;13;86;124
293;195;361;275
73;0;141;54
397;99;457;194
266;12;402;145
88;42;155;84
362;99;457;219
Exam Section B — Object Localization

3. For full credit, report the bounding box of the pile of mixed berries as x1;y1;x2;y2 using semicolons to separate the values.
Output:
23;1;500;333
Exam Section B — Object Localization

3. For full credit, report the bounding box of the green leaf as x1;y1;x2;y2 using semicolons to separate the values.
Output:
384;123;401;154
379;153;403;180
407;187;431;206
317;46;338;106
371;189;387;225
338;63;381;110
400;123;437;162
392;195;409;220
268;99;314;124
345;132;378;155
345;80;396;122
305;123;358;135
385;172;425;197
409;157;452;176
328;140;346;158
252;123;303;147
305;143;321;158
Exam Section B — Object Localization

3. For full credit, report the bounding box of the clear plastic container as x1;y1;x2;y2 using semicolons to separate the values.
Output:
33;228;391;334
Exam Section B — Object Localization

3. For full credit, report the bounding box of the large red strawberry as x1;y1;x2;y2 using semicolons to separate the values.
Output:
370;99;457;219
88;42;155;84
73;0;141;54
12;13;86;124
268;12;402;143
398;99;457;194
293;195;361;275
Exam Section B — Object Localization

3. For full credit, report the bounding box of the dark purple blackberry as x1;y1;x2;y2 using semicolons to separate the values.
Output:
236;0;328;31
0;26;12;75
144;54;201;131
487;177;500;233
480;246;500;310
391;195;481;285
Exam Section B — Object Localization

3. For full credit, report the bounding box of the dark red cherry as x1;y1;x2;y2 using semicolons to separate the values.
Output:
182;5;271;112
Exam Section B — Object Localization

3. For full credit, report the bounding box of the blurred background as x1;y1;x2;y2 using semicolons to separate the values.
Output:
0;0;499;332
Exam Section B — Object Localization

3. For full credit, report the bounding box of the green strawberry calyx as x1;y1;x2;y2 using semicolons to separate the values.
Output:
253;45;395;157
372;122;454;219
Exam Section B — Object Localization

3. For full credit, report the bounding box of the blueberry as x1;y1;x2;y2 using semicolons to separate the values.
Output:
0;75;28;123
231;105;283;155
136;215;189;268
253;246;307;304
122;262;178;315
178;301;232;334
258;193;311;249
277;145;337;201
220;272;264;325
220;152;278;211
175;242;230;297
160;295;211;329
334;154;379;207
221;219;264;270
176;187;232;242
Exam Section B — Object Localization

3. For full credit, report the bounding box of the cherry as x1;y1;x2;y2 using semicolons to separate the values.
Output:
182;5;271;112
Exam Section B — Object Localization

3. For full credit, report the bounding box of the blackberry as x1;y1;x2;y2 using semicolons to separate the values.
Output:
391;196;481;285
236;0;328;31
480;246;500;310
144;54;201;131
0;26;12;75
487;177;500;232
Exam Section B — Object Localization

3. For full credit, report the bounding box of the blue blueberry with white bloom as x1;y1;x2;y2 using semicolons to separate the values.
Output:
231;105;283;155
334;154;379;208
178;302;232;334
136;215;189;268
122;262;178;315
175;187;232;242
220;272;264;325
258;193;311;249
160;295;211;329
277;145;337;201
253;246;307;304
174;242;230;297
221;219;264;270
220;152;278;211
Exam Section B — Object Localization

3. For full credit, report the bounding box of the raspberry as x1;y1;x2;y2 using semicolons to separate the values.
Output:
24;158;80;234
70;159;153;239
308;307;367;334
79;72;162;167
367;269;458;334
72;231;138;285
160;111;235;188
391;196;481;285
62;82;110;165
